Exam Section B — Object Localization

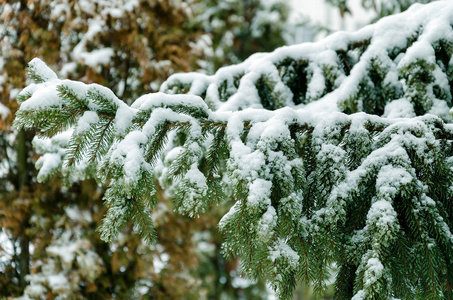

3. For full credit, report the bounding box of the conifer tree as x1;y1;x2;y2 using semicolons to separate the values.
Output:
13;1;453;299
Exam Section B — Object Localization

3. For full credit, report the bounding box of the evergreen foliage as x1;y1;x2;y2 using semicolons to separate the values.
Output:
13;2;453;299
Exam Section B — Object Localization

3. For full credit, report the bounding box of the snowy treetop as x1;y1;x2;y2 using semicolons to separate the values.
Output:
13;2;453;299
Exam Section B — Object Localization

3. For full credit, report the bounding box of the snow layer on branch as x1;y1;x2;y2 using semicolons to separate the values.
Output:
28;57;59;82
269;239;300;269
132;92;208;111
162;1;453;119
19;81;62;110
76;111;99;134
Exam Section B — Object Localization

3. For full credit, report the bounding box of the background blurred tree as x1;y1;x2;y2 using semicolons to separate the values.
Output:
0;0;295;298
0;0;205;298
191;0;291;71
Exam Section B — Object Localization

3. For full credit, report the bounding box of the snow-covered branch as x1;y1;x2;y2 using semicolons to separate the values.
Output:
13;2;453;299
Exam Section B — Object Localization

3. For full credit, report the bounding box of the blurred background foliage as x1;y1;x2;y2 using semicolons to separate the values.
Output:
0;0;436;299
0;1;289;298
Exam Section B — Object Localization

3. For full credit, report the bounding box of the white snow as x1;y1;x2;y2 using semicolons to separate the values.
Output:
0;104;10;118
80;48;114;67
114;103;136;136
28;57;58;81
257;206;277;240
247;179;272;208
110;130;148;186
364;257;384;286
269;239;300;269
48;273;70;291
383;98;415;118
19;81;61;110
35;153;62;182
185;163;208;191
76;111;99;134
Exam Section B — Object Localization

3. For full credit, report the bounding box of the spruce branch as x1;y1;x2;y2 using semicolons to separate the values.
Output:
130;197;157;245
13;3;453;299
87;117;115;163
